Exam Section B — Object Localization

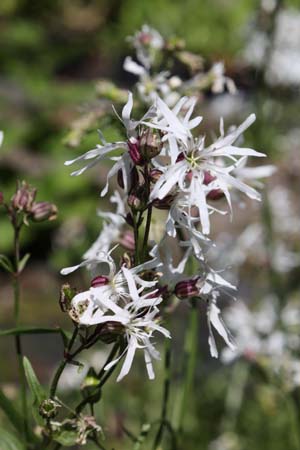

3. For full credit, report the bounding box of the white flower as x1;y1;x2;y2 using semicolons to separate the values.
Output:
65;92;156;195
127;25;164;70
71;266;170;381
83;191;126;259
0;131;3;147
150;109;265;234
146;96;202;164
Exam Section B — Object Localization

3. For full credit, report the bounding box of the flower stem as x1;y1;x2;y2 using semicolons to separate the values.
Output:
13;224;29;442
174;301;198;435
153;338;171;450
49;326;79;398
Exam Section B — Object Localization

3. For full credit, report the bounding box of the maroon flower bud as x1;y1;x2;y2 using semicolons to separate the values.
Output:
30;201;57;222
128;137;144;165
127;193;141;210
175;278;202;299
150;168;163;182
207;189;224;200
11;181;36;212
203;171;216;185
203;171;224;200
118;230;135;251
176;152;185;163
91;275;109;288
152;194;175;210
139;129;162;160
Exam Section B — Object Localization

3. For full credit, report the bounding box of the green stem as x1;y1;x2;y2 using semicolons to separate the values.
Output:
153;339;171;450
174;301;198;434
75;342;120;414
49;327;78;398
13;224;29;442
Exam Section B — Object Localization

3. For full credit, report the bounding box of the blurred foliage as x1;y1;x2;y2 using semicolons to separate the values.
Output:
1;1;300;449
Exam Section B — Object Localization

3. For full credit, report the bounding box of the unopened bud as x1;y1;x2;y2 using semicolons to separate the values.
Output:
128;137;144;165
139;129;162;160
152;194;175;210
31;202;57;222
11;181;36;212
119;231;135;251
128;194;141;210
98;321;125;344
39;399;61;419
175;278;203;299
91;275;109;288
207;188;224;200
150;168;163;182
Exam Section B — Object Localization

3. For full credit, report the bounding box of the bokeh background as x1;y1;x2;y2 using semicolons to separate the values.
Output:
1;0;300;449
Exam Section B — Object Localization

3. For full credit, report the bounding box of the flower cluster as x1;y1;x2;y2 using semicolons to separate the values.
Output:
63;83;273;380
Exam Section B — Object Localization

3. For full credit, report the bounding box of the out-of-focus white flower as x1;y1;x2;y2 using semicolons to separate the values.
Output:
244;9;300;87
127;25;164;70
222;295;300;390
0;131;3;147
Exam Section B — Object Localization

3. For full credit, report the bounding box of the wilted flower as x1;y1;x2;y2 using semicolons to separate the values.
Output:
11;181;36;213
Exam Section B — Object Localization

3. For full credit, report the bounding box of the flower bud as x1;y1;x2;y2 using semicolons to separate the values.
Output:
152;194;175;210
139;129;162;160
175;278;203;299
207;188;224;200
91;275;109;288
39;399;61;419
128;137;144;165
203;171;224;200
118;231;135;251
150;168;163;182
98;321;125;344
31;202;57;222
128;194;141;210
11;181;36;212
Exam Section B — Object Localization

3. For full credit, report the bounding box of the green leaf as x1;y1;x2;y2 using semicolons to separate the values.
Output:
18;253;30;273
23;357;46;405
0;428;26;450
23;357;47;427
53;430;78;446
0;389;24;432
0;254;14;273
0;326;70;339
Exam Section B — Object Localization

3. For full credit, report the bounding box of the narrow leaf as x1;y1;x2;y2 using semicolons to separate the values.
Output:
18;253;30;273
0;326;70;338
23;357;46;405
0;254;14;273
0;428;26;450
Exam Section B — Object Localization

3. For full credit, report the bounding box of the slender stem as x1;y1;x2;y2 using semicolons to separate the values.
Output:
153;338;171;450
174;301;198;434
75;342;120;414
49;326;78;398
133;212;140;265
12;223;29;442
142;162;152;261
142;205;152;261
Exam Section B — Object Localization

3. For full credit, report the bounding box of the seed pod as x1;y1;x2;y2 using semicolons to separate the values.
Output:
139;129;162;160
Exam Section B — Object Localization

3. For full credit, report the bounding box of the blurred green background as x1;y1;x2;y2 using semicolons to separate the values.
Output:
1;0;300;449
